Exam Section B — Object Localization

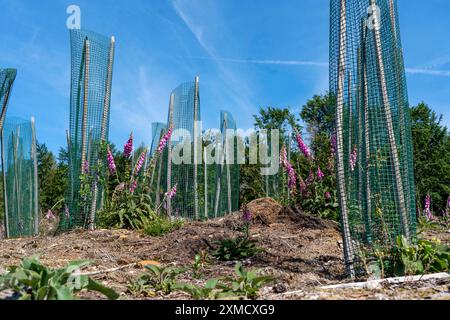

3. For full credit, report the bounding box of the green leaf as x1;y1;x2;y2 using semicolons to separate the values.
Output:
87;278;119;300
55;286;75;300
66;260;91;273
204;279;218;289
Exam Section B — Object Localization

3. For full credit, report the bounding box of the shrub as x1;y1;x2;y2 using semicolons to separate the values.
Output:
361;236;450;278
143;215;183;237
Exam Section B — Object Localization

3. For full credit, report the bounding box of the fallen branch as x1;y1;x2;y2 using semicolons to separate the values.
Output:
320;273;450;290
73;263;137;277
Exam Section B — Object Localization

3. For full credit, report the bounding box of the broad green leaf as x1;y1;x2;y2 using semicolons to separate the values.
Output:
87;278;119;300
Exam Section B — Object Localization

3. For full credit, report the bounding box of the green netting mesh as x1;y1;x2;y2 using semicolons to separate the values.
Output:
63;29;115;230
149;122;166;207
150;122;167;156
264;132;292;202
154;79;240;220
0;69;17;133
2;117;39;238
163;79;201;219
330;0;416;276
212;110;240;217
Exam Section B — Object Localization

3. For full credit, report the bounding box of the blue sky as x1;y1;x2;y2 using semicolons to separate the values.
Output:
1;0;449;153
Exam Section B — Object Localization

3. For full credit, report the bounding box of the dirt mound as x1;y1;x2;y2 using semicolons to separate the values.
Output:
282;206;340;231
0;205;345;300
247;198;283;225
245;198;339;231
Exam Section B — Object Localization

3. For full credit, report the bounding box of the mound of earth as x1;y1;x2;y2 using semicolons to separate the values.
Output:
0;198;448;300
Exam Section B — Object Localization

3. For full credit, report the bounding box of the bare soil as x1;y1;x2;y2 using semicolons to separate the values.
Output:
0;198;449;300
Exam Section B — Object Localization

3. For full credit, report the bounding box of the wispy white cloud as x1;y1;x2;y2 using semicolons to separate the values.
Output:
405;68;450;77
191;56;450;77
171;0;256;122
190;56;329;68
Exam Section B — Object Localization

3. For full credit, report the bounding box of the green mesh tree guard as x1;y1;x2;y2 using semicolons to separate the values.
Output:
63;29;115;230
150;122;167;156
148;122;166;207
330;0;416;277
263;132;292;202
1;117;39;238
154;78;240;220
163;78;201;220
0;69;17;134
213;110;240;217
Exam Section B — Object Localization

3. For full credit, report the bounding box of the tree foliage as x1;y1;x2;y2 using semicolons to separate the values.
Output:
410;102;450;214
37;143;68;214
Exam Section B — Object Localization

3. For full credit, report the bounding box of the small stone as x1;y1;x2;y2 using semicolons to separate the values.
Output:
273;283;288;294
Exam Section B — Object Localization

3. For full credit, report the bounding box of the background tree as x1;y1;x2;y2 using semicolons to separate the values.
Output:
300;93;335;136
37;143;68;214
410;102;450;214
240;107;301;204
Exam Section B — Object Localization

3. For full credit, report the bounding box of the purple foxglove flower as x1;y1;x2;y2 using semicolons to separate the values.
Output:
83;161;89;175
330;133;337;155
280;147;297;190
107;147;117;175
134;150;147;176
317;166;325;181
242;205;252;223
115;183;125;193
306;170;315;186
65;206;70;219
444;196;450;218
295;133;312;159
287;166;297;190
424;194;433;220
299;176;307;194
165;184;177;200
325;192;332;200
350;146;358;172
157;128;173;155
129;180;138;193
123;133;134;158
46;210;56;220
327;158;335;172
280;147;288;167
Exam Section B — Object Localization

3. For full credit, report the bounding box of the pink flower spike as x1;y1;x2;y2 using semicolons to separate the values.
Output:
445;196;450;218
83;161;89;175
46;210;56;220
134;149;147;176
165;184;178;200
317;166;325;181
107;147;117;175
350;146;358;172
280;147;297;191
424;194;434;221
123;133;134;158
330;133;337;155
295;133;312;159
299;176;307;194
280;147;288;167
306;171;314;186
129;180;138;194
157;128;173;155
